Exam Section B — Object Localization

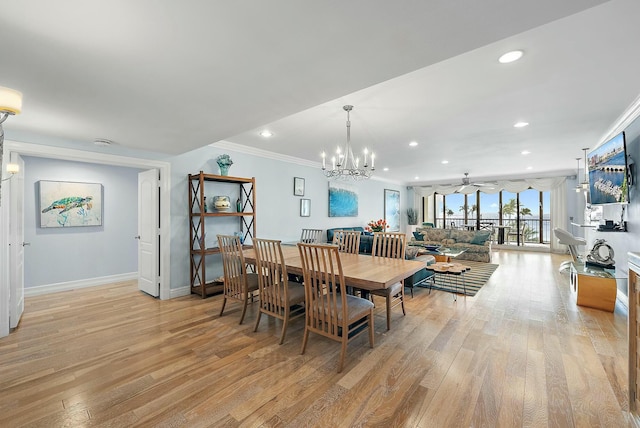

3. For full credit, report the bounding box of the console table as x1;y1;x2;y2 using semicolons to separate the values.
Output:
569;262;621;312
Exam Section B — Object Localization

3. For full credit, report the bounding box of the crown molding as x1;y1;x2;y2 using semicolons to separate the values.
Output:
598;92;640;147
212;140;404;185
211;140;319;168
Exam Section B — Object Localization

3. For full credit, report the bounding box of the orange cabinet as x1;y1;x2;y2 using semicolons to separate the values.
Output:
569;262;617;312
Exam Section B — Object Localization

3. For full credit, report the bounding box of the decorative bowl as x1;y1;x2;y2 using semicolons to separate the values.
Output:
212;195;231;211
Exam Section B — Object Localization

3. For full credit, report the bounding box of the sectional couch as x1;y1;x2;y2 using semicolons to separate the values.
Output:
410;227;492;262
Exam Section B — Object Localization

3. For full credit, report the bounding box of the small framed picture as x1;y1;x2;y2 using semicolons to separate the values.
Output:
300;199;311;217
293;177;305;196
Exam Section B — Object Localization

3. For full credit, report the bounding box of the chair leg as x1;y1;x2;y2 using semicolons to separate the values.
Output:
338;336;348;373
239;297;248;325
253;309;262;332
400;290;406;316
279;313;289;345
300;327;310;354
368;312;375;348
385;294;392;331
219;296;227;317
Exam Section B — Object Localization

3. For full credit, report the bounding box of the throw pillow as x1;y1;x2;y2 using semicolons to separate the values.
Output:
470;230;491;245
413;231;425;241
405;246;420;260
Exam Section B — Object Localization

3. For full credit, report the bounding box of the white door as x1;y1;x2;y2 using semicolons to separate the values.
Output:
138;169;159;297
9;153;25;328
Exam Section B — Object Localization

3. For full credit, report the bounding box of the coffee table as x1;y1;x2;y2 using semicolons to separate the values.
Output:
425;261;471;301
408;243;467;262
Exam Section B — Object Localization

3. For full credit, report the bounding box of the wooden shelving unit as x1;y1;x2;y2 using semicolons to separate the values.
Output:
188;171;256;297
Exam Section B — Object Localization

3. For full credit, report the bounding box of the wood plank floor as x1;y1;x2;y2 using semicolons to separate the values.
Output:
0;251;631;427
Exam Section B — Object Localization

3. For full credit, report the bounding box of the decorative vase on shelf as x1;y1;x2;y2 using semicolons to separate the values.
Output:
216;154;233;176
212;195;231;211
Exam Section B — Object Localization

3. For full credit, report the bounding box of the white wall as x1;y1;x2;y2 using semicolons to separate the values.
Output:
23;156;142;287
169;145;406;289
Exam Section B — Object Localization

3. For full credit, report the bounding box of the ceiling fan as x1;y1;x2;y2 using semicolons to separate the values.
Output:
456;173;494;192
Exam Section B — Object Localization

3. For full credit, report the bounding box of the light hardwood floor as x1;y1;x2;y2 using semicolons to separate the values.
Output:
0;251;631;427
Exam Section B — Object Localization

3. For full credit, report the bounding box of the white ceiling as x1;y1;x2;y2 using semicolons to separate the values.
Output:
2;0;640;185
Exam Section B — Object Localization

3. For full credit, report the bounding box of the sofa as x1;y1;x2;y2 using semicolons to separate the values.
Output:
410;227;492;263
325;227;436;294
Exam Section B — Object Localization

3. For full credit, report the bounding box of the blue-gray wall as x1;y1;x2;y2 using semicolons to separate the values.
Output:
23;156;142;288
585;115;640;298
169;145;407;289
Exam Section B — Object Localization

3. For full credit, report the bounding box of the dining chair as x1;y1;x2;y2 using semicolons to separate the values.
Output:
217;234;259;324
507;223;526;245
369;232;407;330
331;230;361;254
297;242;374;373
253;238;306;344
300;228;323;243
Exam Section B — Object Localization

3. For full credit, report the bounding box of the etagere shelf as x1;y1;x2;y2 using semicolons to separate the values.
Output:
188;171;256;297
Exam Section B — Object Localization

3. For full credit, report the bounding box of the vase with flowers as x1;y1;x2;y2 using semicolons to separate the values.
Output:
366;219;388;233
216;154;233;176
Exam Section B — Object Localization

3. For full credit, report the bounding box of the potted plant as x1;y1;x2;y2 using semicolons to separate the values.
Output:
406;207;419;237
406;208;418;225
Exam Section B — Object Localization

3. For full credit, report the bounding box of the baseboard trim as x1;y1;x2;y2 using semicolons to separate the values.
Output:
24;273;137;297
170;286;191;299
617;291;628;310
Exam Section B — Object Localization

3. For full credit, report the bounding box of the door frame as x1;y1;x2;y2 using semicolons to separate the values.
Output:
0;140;171;337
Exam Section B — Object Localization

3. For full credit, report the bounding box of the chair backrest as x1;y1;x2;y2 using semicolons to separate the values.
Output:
553;228;585;262
371;232;406;260
300;228;323;243
297;243;347;336
331;230;361;254
253;238;290;310
217;234;249;299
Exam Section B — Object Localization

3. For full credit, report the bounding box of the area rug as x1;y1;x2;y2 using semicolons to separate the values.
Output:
427;260;498;297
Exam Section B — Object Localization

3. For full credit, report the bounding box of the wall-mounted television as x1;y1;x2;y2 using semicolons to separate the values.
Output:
587;131;629;205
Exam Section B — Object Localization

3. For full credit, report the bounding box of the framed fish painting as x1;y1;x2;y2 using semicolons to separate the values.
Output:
39;181;103;228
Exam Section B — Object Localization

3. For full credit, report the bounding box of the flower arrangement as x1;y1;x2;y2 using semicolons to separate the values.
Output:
216;154;233;167
366;219;387;233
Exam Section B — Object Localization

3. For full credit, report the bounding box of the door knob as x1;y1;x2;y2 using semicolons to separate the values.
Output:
134;235;141;240
22;242;31;246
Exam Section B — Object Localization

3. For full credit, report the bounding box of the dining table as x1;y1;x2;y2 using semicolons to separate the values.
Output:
242;244;426;291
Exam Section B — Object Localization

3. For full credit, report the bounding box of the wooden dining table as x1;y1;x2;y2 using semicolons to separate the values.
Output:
242;244;426;291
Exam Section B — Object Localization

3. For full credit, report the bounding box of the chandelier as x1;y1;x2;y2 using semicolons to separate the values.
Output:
321;105;375;179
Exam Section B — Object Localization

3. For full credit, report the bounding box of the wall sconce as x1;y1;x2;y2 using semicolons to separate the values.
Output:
1;163;19;182
0;86;23;205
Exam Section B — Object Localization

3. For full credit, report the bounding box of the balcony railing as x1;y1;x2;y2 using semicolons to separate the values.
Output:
434;217;551;244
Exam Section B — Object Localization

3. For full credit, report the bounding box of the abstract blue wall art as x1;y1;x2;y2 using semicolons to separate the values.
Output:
384;189;400;231
328;181;358;217
39;181;103;228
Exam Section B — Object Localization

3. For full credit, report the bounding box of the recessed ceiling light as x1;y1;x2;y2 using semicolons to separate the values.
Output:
526;166;533;170
94;139;112;147
414;176;419;180
441;160;449;164
514;121;529;128
259;130;273;137
383;167;389;171
409;141;418;147
521;150;531;155
498;50;523;64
